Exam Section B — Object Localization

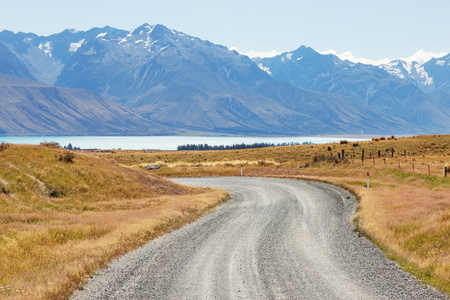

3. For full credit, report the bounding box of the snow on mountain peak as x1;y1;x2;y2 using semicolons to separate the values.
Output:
38;42;53;57
69;39;85;52
319;50;391;66
402;61;413;73
96;32;108;39
400;49;447;65
258;63;272;75
229;48;281;59
280;53;293;62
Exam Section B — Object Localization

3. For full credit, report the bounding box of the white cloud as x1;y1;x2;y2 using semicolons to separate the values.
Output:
319;50;391;66
229;47;281;58
319;48;448;66
400;49;447;65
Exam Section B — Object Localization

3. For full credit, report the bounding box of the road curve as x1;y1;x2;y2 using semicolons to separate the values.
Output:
72;177;447;300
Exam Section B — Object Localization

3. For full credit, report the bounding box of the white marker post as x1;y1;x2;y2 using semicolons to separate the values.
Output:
367;172;370;188
241;164;243;176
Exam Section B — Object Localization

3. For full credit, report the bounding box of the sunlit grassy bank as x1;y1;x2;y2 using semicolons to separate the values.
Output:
0;144;227;299
100;134;450;295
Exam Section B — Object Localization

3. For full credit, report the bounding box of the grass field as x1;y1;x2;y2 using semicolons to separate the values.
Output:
97;134;450;295
1;135;449;298
0;143;228;299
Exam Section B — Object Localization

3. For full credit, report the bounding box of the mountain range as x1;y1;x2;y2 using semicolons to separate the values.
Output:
0;23;448;136
254;47;450;130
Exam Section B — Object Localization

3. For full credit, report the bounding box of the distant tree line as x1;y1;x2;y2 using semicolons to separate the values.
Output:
177;141;312;151
63;143;81;150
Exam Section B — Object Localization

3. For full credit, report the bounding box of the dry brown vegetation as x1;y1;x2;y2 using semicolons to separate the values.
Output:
0;144;227;299
98;134;450;295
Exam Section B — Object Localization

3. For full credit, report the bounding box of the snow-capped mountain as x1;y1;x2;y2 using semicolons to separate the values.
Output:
379;53;450;94
380;60;434;93
255;46;450;130
255;47;427;118
0;27;127;85
0;24;447;135
54;24;413;134
421;54;450;93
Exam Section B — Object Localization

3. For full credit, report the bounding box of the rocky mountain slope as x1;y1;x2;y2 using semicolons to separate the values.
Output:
381;54;450;94
0;24;447;135
0;74;167;135
255;46;450;130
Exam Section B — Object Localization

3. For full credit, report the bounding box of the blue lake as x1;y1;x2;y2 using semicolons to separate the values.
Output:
0;136;369;151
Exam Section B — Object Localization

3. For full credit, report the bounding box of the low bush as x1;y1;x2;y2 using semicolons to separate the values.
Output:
41;141;60;148
59;151;75;163
0;182;8;194
258;160;267;166
0;142;10;152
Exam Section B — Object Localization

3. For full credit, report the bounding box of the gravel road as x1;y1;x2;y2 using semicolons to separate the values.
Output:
72;177;447;299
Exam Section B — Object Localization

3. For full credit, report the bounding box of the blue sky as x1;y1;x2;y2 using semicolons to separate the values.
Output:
1;0;449;63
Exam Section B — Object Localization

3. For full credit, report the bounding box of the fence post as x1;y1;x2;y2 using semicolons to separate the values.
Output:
378;150;381;158
367;172;370;188
428;165;430;175
445;167;448;177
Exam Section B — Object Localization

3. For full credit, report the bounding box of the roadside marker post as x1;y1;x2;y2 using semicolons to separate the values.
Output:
367;172;370;188
241;164;243;176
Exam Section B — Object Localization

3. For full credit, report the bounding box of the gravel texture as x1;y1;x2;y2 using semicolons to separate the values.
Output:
72;177;448;300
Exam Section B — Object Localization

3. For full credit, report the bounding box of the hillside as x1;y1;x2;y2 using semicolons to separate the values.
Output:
0;74;168;136
0;42;34;79
0;143;227;299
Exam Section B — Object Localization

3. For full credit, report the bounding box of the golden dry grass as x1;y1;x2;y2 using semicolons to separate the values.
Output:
99;134;450;295
0;144;228;299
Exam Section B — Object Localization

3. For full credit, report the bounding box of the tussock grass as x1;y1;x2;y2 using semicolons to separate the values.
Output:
99;134;450;295
0;145;227;299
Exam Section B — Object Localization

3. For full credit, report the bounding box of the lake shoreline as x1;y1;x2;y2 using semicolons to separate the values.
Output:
0;135;387;150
